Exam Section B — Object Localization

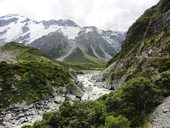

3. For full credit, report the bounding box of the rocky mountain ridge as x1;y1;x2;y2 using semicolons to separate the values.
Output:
0;14;125;63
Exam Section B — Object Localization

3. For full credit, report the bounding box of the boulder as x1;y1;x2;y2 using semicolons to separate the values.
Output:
67;84;84;98
66;94;76;101
4;114;12;121
69;68;78;81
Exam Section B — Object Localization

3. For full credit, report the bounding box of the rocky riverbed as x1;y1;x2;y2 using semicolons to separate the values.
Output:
79;71;111;100
0;70;110;128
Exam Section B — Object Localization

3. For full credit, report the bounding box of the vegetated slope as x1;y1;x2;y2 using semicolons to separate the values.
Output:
99;0;170;89
0;42;53;63
23;0;170;127
0;42;79;108
98;0;170;127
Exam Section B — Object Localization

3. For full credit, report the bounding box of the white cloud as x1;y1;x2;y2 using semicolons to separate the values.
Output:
0;0;159;31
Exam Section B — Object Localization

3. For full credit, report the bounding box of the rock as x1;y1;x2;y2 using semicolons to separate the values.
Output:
31;110;36;115
0;125;5;128
5;122;12;128
11;84;17;92
109;85;115;90
4;114;12;121
69;68;78;81
17;113;25;119
162;108;170;113
66;94;76;100
47;103;54;109
149;96;170;128
68;84;84;98
76;81;84;90
54;96;65;103
148;49;153;55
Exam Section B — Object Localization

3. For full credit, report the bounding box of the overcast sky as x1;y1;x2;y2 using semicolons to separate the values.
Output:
0;0;159;31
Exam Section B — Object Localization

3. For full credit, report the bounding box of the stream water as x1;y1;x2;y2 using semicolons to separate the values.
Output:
79;71;111;100
0;70;111;128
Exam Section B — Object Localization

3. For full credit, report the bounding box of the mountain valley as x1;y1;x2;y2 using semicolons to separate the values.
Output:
0;0;169;128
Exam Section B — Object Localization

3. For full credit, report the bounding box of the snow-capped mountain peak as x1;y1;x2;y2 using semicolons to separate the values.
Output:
78;26;104;36
0;14;125;61
0;14;82;44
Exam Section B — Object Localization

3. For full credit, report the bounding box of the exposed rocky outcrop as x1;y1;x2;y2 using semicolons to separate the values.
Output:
68;68;84;98
146;96;170;128
0;51;17;63
0;88;79;128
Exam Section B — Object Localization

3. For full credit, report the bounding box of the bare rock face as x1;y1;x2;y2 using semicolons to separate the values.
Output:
69;68;78;81
0;52;17;63
68;68;84;98
148;96;170;128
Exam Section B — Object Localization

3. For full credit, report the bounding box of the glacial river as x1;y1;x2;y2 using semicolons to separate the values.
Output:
1;71;111;128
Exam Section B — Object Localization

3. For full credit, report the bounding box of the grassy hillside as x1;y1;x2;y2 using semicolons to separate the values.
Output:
0;42;74;108
64;47;105;65
0;42;54;63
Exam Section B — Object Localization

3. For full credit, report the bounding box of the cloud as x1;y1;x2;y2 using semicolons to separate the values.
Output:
0;0;159;31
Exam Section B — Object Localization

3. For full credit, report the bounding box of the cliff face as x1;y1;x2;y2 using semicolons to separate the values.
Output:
98;0;170;89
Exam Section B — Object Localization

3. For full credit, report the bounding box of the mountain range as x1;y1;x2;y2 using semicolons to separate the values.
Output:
0;0;169;127
0;14;125;63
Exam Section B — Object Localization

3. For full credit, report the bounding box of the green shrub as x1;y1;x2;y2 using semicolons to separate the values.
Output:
0;61;72;108
104;115;130;128
34;101;106;128
21;125;33;128
149;57;170;72
105;77;163;127
156;70;170;96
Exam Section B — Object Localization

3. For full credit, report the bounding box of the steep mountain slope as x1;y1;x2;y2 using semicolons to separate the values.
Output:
0;14;125;63
97;0;170;89
76;27;116;60
30;31;69;58
95;0;170;127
